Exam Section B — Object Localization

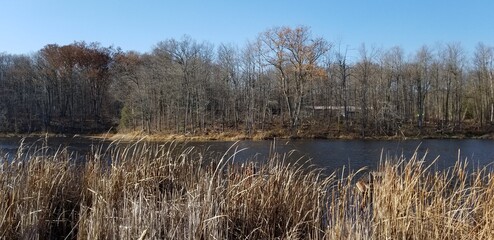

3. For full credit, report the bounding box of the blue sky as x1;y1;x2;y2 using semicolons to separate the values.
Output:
1;0;493;57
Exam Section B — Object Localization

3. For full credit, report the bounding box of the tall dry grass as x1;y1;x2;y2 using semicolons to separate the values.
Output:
1;139;494;239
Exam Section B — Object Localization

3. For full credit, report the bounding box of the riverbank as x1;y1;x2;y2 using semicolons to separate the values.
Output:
92;127;494;142
2;142;494;239
1;124;493;142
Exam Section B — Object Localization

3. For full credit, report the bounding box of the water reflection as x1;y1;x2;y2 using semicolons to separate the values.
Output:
1;137;494;173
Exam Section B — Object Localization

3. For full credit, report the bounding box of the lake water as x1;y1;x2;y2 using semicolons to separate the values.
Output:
1;137;494;173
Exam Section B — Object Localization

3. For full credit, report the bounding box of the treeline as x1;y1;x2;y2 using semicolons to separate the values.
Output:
1;26;493;137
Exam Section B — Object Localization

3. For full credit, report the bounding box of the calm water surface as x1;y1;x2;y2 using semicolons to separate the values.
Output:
1;137;494;173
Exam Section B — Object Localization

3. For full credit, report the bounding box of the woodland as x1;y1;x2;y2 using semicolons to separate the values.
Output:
1;26;493;138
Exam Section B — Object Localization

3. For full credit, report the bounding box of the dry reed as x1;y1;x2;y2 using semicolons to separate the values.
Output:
1;140;494;239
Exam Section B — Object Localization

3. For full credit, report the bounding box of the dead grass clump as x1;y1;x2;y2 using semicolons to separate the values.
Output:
72;141;334;239
3;139;494;239
0;146;82;239
323;151;494;240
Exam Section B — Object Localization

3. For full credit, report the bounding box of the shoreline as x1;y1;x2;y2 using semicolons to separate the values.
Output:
2;130;492;142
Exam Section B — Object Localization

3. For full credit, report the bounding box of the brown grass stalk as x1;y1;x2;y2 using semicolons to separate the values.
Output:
1;140;494;239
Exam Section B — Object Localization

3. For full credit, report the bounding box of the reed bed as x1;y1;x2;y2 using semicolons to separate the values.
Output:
1;140;494;239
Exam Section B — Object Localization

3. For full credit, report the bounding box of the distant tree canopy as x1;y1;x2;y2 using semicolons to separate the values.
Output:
1;26;493;137
0;42;115;132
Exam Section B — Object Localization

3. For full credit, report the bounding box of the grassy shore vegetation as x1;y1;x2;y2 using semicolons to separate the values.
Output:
97;123;494;142
2;140;494;239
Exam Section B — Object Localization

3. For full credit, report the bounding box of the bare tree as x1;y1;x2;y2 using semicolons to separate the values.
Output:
258;26;330;132
217;43;241;129
472;43;494;125
333;45;352;131
156;36;199;133
375;46;404;134
414;45;434;131
354;44;379;136
439;43;466;129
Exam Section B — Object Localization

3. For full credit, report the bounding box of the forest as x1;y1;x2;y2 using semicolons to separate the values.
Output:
1;26;493;138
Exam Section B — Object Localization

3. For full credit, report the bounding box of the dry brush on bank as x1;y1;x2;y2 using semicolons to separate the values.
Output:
1;140;494;239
